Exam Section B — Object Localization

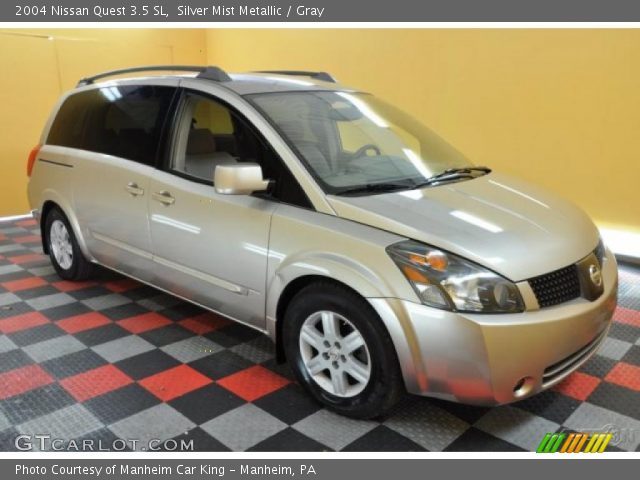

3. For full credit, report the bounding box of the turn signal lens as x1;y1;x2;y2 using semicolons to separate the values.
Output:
409;250;449;272
402;265;429;283
27;144;41;177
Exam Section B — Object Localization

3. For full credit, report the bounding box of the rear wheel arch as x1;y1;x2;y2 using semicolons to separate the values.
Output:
39;199;91;260
40;200;58;254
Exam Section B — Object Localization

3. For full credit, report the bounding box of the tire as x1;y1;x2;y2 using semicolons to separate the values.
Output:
283;282;404;419
45;207;94;281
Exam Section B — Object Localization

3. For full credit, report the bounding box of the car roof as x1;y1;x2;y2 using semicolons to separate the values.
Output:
82;71;356;96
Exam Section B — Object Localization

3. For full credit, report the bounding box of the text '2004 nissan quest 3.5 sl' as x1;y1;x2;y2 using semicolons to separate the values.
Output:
27;66;617;418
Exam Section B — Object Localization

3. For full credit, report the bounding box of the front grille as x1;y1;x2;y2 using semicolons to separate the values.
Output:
529;264;581;308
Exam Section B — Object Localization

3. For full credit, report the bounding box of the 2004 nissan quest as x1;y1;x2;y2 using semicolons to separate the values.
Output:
27;66;618;418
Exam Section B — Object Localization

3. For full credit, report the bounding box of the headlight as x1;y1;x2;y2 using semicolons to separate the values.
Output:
386;240;524;313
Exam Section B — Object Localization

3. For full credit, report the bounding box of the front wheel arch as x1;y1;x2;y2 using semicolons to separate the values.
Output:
281;280;405;418
275;276;370;363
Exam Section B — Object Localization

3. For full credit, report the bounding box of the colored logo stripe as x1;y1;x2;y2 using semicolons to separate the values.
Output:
536;433;566;453
536;432;613;453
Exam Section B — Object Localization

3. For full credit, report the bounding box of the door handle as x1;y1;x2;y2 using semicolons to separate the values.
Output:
125;182;144;196
152;191;175;206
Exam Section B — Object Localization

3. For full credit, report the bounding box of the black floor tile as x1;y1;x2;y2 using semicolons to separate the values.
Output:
343;425;426;452
75;323;130;347
169;384;244;424
115;349;181;380
100;302;151;321
515;390;581;424
188;350;253;380
41;349;108;379
0;384;76;425
41;302;92;321
8;323;65;347
588;382;640;420
84;384;161;425
171;427;231;452
444;427;527;452
248;428;330;452
0;349;33;374
139;324;193;347
253;384;322;425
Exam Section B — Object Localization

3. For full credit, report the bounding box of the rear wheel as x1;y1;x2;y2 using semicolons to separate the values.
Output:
45;207;94;281
283;282;404;419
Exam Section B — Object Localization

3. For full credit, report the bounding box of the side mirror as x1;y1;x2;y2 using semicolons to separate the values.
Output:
214;163;270;195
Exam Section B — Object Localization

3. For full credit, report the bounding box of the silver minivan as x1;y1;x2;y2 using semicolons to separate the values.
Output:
28;66;617;418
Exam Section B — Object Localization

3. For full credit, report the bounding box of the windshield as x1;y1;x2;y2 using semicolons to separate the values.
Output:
248;91;474;194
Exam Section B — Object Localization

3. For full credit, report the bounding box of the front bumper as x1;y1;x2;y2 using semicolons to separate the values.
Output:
369;248;618;405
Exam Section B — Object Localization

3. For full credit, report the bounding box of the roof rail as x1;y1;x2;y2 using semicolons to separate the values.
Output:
256;70;337;83
77;65;232;87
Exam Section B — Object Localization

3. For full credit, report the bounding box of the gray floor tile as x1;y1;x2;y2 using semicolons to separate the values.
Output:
92;336;155;363
161;337;223;363
23;335;87;362
109;404;195;450
26;293;75;311
294;409;376;451
201;404;287;451
474;405;560;451
16;404;103;450
564;403;640;451
384;398;470;451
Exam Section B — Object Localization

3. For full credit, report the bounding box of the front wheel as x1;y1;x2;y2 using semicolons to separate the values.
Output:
45;207;94;281
283;283;404;419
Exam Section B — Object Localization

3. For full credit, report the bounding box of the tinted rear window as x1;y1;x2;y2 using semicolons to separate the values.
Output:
47;85;175;166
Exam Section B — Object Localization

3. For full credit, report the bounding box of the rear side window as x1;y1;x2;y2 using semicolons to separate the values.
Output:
47;85;176;166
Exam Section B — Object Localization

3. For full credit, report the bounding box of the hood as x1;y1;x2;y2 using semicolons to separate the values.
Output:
327;172;599;282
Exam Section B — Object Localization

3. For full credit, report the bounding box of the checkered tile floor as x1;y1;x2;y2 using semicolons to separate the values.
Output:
0;217;639;452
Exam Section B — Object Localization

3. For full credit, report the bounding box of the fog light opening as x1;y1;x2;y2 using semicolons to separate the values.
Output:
513;376;534;398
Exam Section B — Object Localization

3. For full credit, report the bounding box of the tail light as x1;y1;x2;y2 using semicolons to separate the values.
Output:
27;144;41;177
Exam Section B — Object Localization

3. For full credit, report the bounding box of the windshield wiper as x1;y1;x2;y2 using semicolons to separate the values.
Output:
335;182;413;196
413;166;491;188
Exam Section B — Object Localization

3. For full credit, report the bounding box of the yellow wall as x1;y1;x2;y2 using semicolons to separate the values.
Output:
207;29;640;234
0;29;206;216
1;28;638;236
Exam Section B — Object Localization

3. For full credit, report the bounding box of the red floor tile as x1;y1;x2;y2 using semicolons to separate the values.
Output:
52;280;97;292
0;234;6;241
613;307;640;328
0;311;49;334
605;363;640;392
116;312;172;334
56;312;111;334
7;253;45;264
13;235;42;244
105;278;142;293
178;312;232;335
60;365;133;402
552;371;601;401
0;365;54;400
15;219;37;227
217;365;290;402
138;364;212;402
1;276;47;292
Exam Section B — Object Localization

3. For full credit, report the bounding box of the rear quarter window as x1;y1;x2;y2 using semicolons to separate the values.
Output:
47;85;176;166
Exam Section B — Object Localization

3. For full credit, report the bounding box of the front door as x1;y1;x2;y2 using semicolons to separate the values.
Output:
148;91;283;328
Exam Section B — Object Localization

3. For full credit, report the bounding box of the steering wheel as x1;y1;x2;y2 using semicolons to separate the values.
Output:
352;144;381;158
